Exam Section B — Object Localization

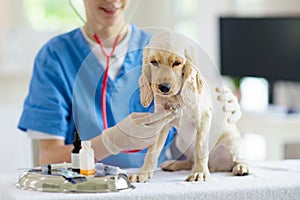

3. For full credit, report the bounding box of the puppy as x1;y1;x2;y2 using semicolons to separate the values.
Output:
129;31;249;182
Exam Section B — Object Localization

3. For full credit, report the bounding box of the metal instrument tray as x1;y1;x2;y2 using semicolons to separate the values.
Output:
16;171;134;193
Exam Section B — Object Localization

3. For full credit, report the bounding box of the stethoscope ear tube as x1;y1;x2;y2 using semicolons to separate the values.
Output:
68;0;86;25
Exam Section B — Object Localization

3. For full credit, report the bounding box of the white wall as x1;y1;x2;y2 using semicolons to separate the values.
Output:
129;0;174;29
195;0;234;65
235;0;300;15
0;0;42;172
0;75;33;172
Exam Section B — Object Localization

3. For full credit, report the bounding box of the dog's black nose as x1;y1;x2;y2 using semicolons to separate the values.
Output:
158;83;172;93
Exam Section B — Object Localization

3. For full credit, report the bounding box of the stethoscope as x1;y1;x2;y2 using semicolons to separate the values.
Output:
94;33;120;129
69;0;141;153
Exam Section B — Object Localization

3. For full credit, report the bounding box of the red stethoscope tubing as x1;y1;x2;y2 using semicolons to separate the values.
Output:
93;34;141;154
93;34;119;130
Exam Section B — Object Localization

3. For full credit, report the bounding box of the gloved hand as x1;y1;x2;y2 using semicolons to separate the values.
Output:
101;110;175;154
216;86;242;123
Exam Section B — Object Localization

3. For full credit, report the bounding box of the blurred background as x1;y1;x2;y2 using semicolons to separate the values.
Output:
1;0;300;173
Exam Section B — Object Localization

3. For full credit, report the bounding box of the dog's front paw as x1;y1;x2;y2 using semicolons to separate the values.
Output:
129;171;153;183
185;170;211;182
232;163;250;176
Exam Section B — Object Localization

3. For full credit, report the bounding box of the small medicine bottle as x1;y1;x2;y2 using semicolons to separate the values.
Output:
79;140;95;175
71;131;81;173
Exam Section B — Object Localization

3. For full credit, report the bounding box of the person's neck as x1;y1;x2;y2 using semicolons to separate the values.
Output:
84;23;128;48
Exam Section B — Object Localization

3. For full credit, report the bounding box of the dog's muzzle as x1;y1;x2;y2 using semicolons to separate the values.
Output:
158;83;172;93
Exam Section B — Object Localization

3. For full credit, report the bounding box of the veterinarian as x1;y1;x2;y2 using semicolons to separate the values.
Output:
18;0;241;168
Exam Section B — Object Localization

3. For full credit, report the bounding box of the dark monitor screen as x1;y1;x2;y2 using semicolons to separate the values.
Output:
219;17;300;82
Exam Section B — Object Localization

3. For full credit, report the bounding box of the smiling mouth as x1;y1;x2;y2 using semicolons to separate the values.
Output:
100;7;118;13
99;2;123;13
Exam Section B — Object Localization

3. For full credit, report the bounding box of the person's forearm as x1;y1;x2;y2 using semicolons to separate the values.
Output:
38;140;73;165
38;136;111;166
91;135;112;162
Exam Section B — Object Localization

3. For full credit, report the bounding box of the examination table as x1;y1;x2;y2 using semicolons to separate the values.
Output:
1;159;299;200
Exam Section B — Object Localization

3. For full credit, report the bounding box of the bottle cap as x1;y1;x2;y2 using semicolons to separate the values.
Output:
82;140;91;148
73;131;82;148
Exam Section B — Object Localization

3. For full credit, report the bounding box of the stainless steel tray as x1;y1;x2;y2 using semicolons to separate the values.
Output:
16;171;135;193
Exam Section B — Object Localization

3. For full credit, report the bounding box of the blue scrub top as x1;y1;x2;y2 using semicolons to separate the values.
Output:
18;25;176;168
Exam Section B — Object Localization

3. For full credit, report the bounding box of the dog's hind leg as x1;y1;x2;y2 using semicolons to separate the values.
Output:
219;125;250;176
161;159;193;171
161;140;194;171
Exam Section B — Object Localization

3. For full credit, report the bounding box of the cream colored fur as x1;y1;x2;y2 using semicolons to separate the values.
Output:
129;32;249;182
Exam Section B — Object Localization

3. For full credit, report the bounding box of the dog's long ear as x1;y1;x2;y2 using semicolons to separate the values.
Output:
180;49;203;108
139;47;153;107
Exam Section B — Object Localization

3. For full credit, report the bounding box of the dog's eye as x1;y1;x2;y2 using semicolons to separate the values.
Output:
172;61;182;67
150;60;159;67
